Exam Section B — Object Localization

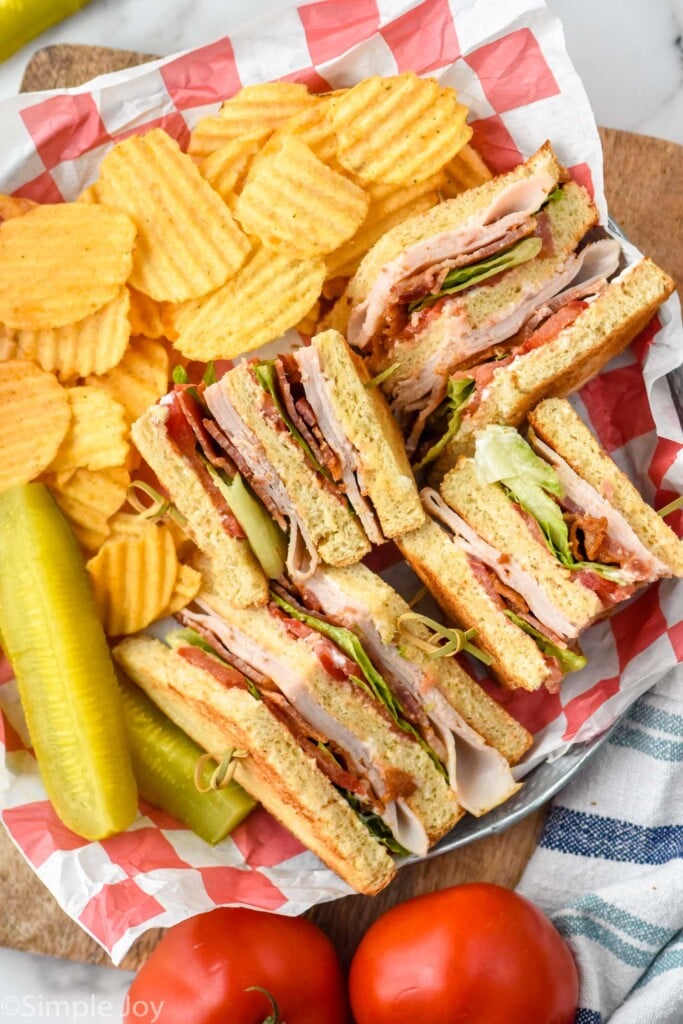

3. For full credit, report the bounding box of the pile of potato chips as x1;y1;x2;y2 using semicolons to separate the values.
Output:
0;73;488;639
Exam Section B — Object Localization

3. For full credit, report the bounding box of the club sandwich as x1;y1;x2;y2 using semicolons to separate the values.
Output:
132;328;424;600
399;402;682;691
346;143;625;453
114;578;472;893
286;562;532;807
418;257;674;479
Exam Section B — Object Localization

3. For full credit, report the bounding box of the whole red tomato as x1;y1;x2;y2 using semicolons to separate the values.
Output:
349;883;578;1024
125;908;349;1024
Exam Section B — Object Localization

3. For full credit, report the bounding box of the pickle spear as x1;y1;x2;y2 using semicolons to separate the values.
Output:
0;483;137;840
118;675;256;844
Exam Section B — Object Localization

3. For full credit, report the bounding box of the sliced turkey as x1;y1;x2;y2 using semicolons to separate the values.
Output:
205;382;320;580
184;603;430;856
421;488;583;639
349;165;558;349
530;435;671;581
300;568;520;816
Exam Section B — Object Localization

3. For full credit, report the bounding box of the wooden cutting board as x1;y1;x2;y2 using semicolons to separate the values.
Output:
0;45;680;974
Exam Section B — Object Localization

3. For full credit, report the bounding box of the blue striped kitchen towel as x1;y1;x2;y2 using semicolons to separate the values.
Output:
518;665;682;1023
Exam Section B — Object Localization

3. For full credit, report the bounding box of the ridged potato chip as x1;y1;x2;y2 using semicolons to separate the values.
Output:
49;387;128;474
219;82;316;136
442;143;492;197
165;562;203;615
325;172;445;278
109;509;193;561
269;96;339;165
0;204;136;329
0;334;18;361
0;195;37;220
108;511;154;538
0;361;71;493
161;292;220;340
330;73;471;185
3;288;131;382
86;522;178;635
235;136;368;257
188;119;271;163
199;132;265;207
222;80;317;119
188;82;315;161
295;299;321;336
85;336;169;425
174;245;325;360
76;183;100;204
45;466;130;551
128;287;168;339
96;129;251;302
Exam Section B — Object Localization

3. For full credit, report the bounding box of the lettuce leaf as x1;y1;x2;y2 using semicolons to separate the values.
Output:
270;592;446;776
316;743;410;855
202;361;217;386
344;792;410;856
475;424;567;553
414;377;475;471
409;236;542;313
505;612;587;675
542;186;563;207
475;426;632;585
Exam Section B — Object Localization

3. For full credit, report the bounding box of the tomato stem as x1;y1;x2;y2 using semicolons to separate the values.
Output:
245;985;285;1024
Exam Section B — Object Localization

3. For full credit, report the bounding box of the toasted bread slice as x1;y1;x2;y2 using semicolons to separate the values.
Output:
305;561;532;764
131;405;267;608
440;458;603;634
208;363;370;567
381;180;598;396
397;520;552;691
197;588;462;845
433;258;675;477
528;398;683;575
309;330;424;537
113;635;396;894
348;142;564;310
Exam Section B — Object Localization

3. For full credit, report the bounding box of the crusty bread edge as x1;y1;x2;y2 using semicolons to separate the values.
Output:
431;257;676;480
312;329;425;537
528;397;683;576
132;404;268;608
113;635;397;895
397;520;551;691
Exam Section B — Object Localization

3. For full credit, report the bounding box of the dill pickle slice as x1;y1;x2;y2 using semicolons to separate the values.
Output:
0;483;138;840
118;676;256;843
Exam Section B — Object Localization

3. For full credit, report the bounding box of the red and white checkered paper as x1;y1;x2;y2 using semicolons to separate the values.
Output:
0;0;680;964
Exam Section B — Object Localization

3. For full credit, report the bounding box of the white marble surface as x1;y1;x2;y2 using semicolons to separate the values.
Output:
0;0;681;1016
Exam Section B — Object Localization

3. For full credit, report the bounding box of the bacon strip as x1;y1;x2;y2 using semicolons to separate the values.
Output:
175;388;237;476
177;645;247;690
163;390;244;539
275;356;342;479
203;416;288;530
392;218;537;307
